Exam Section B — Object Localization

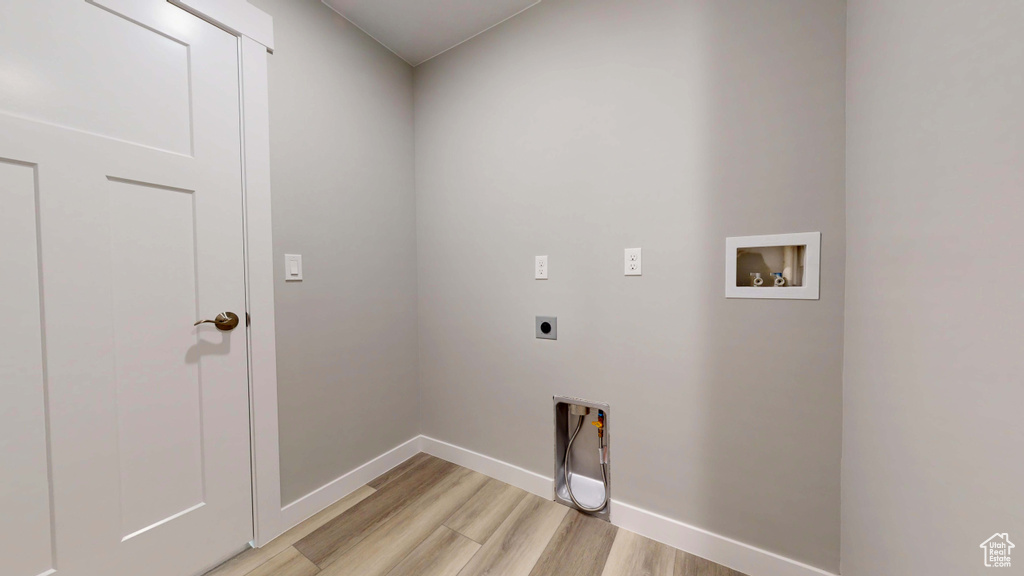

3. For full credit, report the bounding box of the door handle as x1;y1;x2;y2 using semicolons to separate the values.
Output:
194;312;240;331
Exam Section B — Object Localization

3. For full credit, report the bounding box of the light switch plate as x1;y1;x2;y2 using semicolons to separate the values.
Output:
625;248;642;276
284;254;303;281
535;255;548;279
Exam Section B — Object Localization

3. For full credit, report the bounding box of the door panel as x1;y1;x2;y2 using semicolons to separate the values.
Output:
108;178;205;540
0;1;253;575
0;0;193;154
0;159;54;576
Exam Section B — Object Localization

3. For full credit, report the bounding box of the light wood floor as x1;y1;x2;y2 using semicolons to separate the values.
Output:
205;453;748;576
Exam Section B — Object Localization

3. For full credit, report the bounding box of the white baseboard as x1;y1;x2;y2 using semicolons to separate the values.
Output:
277;435;838;576
418;436;553;500
279;436;422;530
610;500;839;576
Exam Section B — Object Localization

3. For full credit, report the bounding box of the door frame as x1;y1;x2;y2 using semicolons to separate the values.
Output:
166;0;285;547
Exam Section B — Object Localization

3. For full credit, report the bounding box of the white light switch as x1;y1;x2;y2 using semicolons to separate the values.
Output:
285;254;303;281
624;248;642;276
535;255;548;279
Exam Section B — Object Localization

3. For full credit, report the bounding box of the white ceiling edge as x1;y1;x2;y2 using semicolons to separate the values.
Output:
320;1;415;66
320;0;545;67
412;0;543;66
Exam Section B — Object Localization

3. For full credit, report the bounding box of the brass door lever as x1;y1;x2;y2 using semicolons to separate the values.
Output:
194;312;239;331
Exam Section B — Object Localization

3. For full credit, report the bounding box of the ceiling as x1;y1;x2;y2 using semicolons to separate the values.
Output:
322;0;542;66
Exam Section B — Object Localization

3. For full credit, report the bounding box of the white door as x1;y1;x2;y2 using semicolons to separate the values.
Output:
1;1;253;576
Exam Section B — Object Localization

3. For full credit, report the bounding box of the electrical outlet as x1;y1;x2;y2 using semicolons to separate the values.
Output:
535;255;548;279
624;248;641;276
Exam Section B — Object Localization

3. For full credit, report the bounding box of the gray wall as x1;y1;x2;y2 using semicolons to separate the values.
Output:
843;1;1024;574
248;0;419;506
413;0;846;570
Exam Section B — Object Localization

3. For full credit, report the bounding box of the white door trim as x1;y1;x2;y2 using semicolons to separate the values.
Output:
169;0;275;51
239;36;284;546
182;1;284;547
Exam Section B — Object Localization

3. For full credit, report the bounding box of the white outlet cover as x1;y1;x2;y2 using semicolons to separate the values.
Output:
535;255;548;280
625;248;642;276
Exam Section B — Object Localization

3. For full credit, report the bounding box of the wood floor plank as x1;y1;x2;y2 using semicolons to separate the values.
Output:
600;530;675;576
529;510;618;576
385;526;480;576
674;551;710;576
456;494;570;576
295;456;456;567
244;547;319;576
674;550;745;576
443;477;527;543
369;452;432;490
318;467;490;576
208;456;747;576
675;551;706;576
203;485;375;576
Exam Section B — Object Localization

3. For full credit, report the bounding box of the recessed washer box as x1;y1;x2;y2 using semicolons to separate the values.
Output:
726;232;821;300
